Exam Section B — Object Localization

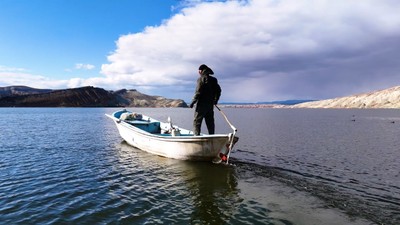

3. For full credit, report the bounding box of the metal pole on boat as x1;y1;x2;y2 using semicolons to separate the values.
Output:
215;105;237;164
215;105;237;132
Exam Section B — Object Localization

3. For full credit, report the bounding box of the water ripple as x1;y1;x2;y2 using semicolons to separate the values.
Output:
1;108;397;224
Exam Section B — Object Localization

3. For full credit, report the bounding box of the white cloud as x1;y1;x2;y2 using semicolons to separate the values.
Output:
0;65;27;72
98;0;400;101
75;63;95;70
3;0;400;102
0;72;69;88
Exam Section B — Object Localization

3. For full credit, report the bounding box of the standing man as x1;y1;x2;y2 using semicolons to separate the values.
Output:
190;64;221;135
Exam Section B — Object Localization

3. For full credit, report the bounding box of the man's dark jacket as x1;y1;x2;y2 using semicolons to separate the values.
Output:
191;69;221;110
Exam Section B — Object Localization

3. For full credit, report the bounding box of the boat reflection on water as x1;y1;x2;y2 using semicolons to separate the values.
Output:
184;158;240;224
110;141;241;224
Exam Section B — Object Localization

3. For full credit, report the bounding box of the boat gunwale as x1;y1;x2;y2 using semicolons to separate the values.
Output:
117;120;231;142
105;113;231;142
106;111;239;161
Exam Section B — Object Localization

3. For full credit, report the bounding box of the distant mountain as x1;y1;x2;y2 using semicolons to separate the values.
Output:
0;86;52;97
0;86;187;107
0;86;121;107
221;100;314;106
256;100;315;105
293;86;400;108
114;89;187;107
219;100;315;108
10;84;399;109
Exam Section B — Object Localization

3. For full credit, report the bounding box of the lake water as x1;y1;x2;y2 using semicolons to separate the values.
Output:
0;108;399;225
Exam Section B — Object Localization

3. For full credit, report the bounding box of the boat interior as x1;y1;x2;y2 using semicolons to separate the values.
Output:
114;110;195;137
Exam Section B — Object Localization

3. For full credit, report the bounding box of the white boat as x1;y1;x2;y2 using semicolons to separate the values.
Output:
105;109;238;163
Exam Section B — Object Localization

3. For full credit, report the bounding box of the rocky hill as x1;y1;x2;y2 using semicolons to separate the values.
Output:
293;86;400;108
115;89;187;107
0;86;52;97
0;86;187;107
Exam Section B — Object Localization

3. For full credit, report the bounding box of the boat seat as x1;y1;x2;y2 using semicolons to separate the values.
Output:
127;120;153;125
127;120;161;133
157;133;195;137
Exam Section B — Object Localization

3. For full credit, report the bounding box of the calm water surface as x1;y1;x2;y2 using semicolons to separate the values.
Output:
0;108;399;224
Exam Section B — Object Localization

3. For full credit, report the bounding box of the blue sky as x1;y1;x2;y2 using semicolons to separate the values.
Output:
0;0;175;78
1;0;400;102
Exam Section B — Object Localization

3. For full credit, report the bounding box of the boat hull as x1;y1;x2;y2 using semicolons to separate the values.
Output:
107;111;237;161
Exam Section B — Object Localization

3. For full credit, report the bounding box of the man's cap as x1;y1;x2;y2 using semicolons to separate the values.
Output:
198;64;214;75
198;64;208;70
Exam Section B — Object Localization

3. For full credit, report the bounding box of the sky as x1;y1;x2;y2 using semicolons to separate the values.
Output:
1;0;400;103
